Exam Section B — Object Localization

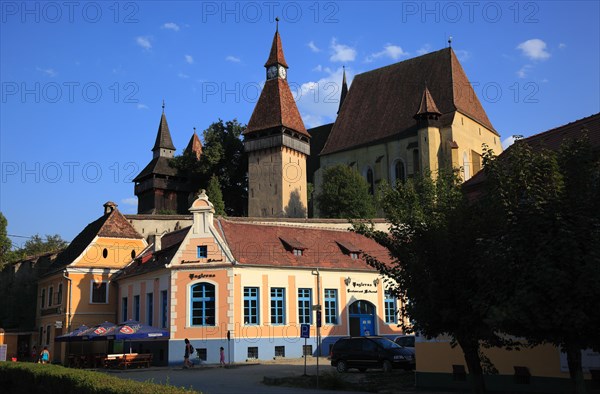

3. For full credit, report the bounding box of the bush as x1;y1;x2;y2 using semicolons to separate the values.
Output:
0;362;198;394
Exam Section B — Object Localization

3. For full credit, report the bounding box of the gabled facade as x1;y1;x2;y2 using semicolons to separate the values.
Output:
315;48;501;210
35;202;146;363
117;192;404;365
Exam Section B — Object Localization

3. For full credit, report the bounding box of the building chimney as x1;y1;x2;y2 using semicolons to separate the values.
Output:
149;234;162;252
103;201;118;215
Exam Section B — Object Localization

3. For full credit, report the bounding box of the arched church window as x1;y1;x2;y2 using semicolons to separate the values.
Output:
393;160;406;186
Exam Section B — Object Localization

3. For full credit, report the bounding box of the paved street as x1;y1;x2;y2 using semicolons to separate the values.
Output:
104;357;366;394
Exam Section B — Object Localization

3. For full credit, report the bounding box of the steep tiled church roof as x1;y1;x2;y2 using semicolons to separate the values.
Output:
152;112;176;152
321;48;496;155
416;86;441;116
245;78;308;136
244;27;308;138
264;28;288;68
184;131;203;160
132;156;178;182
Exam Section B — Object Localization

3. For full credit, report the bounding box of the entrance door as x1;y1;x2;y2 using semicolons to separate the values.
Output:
348;300;376;336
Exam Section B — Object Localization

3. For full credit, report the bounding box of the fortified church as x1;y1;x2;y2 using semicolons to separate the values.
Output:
5;21;518;375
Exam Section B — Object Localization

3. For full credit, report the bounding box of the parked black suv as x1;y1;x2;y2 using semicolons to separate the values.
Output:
330;336;415;373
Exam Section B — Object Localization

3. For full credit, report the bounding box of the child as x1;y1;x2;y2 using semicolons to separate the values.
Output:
220;346;225;367
40;346;50;364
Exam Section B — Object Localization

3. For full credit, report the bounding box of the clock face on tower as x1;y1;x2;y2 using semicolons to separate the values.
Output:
278;65;287;79
267;66;278;80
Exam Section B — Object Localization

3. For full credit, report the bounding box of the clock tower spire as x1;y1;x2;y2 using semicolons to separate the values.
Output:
244;22;310;218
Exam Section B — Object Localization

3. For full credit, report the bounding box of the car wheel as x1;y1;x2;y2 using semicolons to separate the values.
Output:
336;360;348;373
382;360;392;373
358;368;367;372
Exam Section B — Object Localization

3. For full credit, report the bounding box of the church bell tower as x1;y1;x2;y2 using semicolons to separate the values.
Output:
244;21;310;218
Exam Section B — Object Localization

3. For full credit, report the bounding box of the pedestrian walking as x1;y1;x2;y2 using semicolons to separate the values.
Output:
183;338;194;368
40;346;50;364
220;346;225;367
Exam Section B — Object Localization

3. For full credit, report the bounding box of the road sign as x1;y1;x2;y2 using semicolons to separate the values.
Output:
300;324;310;338
316;310;322;328
312;305;321;311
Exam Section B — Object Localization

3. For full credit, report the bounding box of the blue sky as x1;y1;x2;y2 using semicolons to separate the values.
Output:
1;1;599;247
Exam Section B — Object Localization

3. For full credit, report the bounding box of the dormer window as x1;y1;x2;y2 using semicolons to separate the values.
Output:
279;237;307;256
336;241;361;259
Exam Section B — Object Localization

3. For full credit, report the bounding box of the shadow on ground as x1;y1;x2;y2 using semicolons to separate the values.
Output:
264;369;416;392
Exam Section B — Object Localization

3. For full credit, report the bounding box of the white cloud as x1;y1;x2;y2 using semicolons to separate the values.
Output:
225;55;241;63
178;72;190;79
502;136;517;149
416;44;432;55
36;67;57;77
162;22;180;31
312;65;323;72
121;197;138;206
307;41;321;52
558;43;566;49
329;38;357;62
135;36;152;50
365;44;408;63
516;64;533;78
295;67;350;128
517;39;550;61
137;104;149;110
454;49;470;62
185;55;194;64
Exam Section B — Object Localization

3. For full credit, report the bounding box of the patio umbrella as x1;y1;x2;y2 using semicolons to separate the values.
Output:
81;321;117;341
105;320;169;340
55;325;89;342
104;320;169;353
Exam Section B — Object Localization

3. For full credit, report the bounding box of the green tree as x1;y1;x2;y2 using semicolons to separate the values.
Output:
316;165;376;218
355;169;504;393
0;212;13;269
171;119;248;216
479;136;600;394
206;175;226;216
8;234;68;262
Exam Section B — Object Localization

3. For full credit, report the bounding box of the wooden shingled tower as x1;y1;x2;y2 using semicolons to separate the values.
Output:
244;21;310;218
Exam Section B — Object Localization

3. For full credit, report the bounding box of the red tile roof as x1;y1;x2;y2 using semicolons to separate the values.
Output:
244;78;308;137
416;86;441;116
264;30;288;68
53;206;143;268
216;219;390;270
321;48;496;155
184;131;203;160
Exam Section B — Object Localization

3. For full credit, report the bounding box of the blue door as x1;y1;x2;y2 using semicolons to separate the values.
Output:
349;300;376;336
